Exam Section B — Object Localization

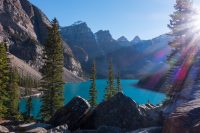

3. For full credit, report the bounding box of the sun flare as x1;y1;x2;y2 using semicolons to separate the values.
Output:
190;6;200;34
192;13;200;31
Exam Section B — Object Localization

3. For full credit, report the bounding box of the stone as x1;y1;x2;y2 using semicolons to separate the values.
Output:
48;124;70;133
0;0;83;78
73;126;122;133
163;99;200;133
96;126;122;133
139;104;163;127
0;125;9;133
18;122;52;131
81;92;144;131
49;96;91;130
130;127;162;133
73;130;96;133
26;127;47;133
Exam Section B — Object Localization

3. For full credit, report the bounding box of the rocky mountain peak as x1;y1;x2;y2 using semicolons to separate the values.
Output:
61;21;92;34
132;36;141;44
117;36;129;42
95;30;114;42
72;21;86;26
0;0;37;41
117;36;131;46
60;22;101;63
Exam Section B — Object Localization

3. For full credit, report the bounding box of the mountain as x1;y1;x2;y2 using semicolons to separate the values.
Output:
60;21;172;78
95;34;172;78
117;36;131;46
131;36;141;44
9;53;84;82
60;22;122;73
117;35;141;47
60;22;122;60
95;30;121;54
60;21;102;63
0;0;83;80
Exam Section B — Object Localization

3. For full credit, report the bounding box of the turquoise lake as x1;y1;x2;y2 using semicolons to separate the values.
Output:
19;80;166;119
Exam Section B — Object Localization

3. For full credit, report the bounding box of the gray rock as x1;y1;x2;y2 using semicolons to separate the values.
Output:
130;127;162;133
81;92;144;131
0;0;83;79
0;125;9;133
49;96;91;130
139;104;163;127
48;124;70;133
73;126;122;133
18;122;52;131
73;130;96;133
26;127;47;133
97;126;122;133
163;99;200;133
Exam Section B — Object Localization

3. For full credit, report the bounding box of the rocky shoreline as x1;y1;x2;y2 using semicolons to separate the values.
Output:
2;86;200;133
0;92;164;133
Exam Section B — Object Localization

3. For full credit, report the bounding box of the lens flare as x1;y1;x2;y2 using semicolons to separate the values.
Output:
191;11;200;33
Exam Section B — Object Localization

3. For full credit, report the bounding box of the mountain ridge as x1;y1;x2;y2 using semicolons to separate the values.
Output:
60;21;172;78
0;0;83;81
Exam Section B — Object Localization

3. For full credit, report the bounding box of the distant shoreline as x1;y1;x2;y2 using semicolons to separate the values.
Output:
133;83;166;94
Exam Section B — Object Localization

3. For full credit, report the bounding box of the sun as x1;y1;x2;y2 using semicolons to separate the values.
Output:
181;6;200;47
191;7;200;34
192;14;200;31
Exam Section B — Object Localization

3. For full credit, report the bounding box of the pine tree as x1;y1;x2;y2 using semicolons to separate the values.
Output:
19;75;40;89
40;18;64;121
104;59;116;100
24;76;32;120
168;0;193;55
116;71;122;92
88;61;97;108
26;96;32;120
164;0;195;98
7;68;20;120
0;43;10;119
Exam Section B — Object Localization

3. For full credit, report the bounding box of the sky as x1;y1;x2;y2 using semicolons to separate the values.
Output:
29;0;200;40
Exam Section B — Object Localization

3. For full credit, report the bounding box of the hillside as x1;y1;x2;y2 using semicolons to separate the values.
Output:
9;53;84;83
60;21;173;79
0;0;83;81
94;34;172;78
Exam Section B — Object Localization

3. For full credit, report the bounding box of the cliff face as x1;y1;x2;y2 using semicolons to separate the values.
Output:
61;21;173;78
60;22;103;64
162;50;200;133
95;30;121;54
60;22;122;75
0;0;82;77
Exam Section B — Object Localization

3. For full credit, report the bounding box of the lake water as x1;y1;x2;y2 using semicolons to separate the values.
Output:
19;80;166;119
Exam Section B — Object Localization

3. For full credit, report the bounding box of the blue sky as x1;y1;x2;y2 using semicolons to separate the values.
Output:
29;0;200;40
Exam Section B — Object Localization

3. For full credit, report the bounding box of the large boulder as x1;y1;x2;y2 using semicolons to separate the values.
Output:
49;96;91;130
96;126;122;133
163;99;200;133
17;122;51;131
81;92;144;131
26;127;47;133
0;125;9;133
139;104;163;127
47;124;70;133
73;130;96;133
73;126;121;133
131;127;162;133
